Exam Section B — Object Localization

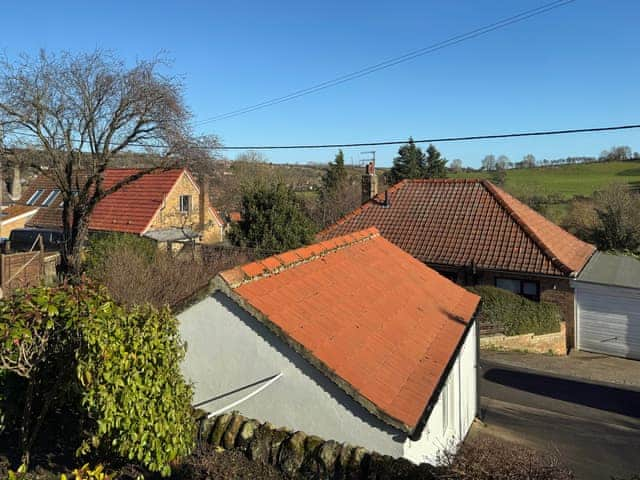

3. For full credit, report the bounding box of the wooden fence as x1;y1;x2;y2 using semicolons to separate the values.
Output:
0;240;60;297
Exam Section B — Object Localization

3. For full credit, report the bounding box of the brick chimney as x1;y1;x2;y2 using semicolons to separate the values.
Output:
361;160;378;204
198;177;209;233
11;164;21;201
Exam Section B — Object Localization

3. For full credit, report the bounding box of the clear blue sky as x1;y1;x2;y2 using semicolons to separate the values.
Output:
2;0;639;167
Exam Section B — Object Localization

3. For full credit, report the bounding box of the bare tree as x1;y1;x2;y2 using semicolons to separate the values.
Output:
0;50;216;278
481;154;496;171
449;158;463;173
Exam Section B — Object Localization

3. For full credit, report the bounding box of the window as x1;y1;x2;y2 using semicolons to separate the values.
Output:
41;189;60;207
179;195;192;214
495;277;540;301
26;189;44;206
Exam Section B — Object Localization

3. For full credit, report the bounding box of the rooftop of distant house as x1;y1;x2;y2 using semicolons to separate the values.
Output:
319;179;595;277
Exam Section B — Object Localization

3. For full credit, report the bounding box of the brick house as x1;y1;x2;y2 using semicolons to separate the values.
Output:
318;168;596;349
16;168;225;248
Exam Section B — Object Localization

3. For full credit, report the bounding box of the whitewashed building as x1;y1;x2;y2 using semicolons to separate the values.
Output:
179;228;480;464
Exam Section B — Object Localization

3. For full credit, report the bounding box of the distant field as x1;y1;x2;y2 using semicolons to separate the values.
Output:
451;160;640;199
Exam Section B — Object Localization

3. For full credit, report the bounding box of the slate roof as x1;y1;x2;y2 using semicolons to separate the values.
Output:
216;227;480;432
318;179;595;277
20;169;186;234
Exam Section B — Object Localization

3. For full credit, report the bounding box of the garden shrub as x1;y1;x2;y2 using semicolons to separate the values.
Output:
0;284;195;476
468;285;561;336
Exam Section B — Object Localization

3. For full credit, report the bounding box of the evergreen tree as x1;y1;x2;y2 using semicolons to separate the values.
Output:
318;150;355;226
229;181;316;254
424;144;448;178
389;138;426;183
321;149;348;193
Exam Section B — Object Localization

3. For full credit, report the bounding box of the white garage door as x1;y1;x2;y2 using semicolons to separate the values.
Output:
576;283;640;360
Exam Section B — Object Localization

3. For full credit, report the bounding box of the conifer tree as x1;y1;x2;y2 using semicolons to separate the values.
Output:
425;144;448;178
389;138;426;184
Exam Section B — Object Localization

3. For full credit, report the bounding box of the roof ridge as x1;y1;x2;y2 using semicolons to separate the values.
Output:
218;227;380;288
316;180;409;238
480;180;572;275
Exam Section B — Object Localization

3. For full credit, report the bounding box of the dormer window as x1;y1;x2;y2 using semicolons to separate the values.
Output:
179;195;191;214
26;189;44;205
41;189;60;207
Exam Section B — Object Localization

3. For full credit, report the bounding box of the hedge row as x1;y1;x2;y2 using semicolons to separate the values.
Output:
468;286;561;336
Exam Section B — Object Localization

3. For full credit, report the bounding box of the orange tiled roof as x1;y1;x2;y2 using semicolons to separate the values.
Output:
22;169;186;234
217;227;480;432
318;179;595;277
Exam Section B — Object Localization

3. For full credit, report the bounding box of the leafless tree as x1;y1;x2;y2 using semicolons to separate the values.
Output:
450;158;463;173
0;50;217;278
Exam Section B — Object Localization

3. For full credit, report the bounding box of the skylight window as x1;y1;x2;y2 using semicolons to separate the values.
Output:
26;189;44;205
41;189;60;207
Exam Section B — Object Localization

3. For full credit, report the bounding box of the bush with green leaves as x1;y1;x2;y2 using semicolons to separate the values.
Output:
85;232;157;276
229;181;316;255
0;284;194;476
468;285;561;336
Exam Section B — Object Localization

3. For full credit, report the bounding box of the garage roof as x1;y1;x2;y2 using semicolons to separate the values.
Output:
216;227;480;433
576;251;640;289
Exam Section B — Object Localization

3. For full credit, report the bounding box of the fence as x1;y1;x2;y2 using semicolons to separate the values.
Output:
0;236;60;297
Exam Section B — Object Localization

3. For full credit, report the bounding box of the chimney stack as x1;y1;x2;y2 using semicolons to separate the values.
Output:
361;160;378;204
11;164;21;201
198;177;209;233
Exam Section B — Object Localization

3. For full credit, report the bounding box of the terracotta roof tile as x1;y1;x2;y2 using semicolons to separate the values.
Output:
318;179;595;276
21;169;186;234
217;228;480;431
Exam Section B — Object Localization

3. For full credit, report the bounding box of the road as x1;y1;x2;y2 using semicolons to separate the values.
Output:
479;359;640;480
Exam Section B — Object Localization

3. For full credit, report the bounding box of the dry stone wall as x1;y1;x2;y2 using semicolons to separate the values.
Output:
197;411;440;480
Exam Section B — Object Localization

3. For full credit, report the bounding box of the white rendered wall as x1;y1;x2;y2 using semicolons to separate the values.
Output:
403;322;477;465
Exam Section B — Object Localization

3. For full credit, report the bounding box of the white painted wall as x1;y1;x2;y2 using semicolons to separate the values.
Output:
178;291;477;463
179;292;405;456
403;322;477;465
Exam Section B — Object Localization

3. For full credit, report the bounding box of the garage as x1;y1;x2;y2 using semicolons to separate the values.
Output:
573;252;640;360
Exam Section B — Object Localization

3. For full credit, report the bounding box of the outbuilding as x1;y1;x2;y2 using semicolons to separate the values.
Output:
573;252;640;360
178;227;480;464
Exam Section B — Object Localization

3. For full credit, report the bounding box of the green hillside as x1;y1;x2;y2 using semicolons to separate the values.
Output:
451;160;640;199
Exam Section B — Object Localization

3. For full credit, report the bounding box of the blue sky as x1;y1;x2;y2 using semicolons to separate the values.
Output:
2;0;639;167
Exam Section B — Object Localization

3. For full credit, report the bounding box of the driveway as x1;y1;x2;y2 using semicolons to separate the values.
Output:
478;357;640;480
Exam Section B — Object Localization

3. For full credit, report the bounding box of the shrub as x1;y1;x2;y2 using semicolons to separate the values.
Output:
85;233;156;276
0;284;195;476
445;435;574;479
85;233;251;308
468;286;561;336
228;181;316;255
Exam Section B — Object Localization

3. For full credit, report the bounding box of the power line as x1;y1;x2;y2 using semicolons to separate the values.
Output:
194;0;576;125
5;123;640;151
214;124;640;150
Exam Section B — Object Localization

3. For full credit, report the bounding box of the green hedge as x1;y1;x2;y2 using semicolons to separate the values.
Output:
468;285;561;336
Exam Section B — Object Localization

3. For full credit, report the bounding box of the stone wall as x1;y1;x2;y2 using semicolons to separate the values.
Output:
147;172;224;244
198;411;439;480
480;322;566;355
